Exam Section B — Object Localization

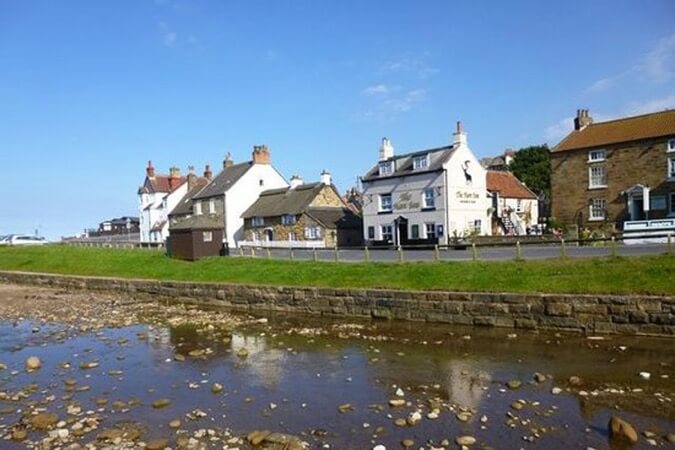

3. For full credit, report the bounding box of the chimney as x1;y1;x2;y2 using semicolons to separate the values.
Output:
504;148;515;165
453;121;467;146
168;166;181;190
289;175;303;189
320;170;332;185
252;145;271;164
574;109;593;131
223;152;234;169
203;164;213;181
187;166;196;190
146;160;155;178
379;137;394;161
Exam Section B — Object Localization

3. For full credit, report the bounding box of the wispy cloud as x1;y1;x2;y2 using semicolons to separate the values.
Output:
586;33;675;92
362;84;393;96
544;116;574;142
384;88;426;113
624;94;675;115
359;84;426;117
158;21;177;46
380;57;439;79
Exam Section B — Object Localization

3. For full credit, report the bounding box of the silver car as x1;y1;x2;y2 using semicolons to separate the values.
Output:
2;234;48;246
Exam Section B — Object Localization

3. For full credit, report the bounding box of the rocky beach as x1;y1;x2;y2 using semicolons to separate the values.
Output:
0;283;673;449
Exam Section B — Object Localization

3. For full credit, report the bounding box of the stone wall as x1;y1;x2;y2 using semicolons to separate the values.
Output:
0;271;673;336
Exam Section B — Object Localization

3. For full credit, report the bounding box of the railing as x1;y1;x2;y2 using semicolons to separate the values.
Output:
238;240;326;249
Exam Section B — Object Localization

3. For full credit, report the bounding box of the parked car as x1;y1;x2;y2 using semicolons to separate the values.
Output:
0;235;9;245
2;235;48;246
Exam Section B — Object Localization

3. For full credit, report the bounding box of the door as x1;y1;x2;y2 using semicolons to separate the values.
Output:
395;216;408;246
264;229;273;241
633;198;645;220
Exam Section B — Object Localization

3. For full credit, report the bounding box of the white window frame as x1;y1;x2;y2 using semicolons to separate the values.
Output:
413;155;429;170
425;223;436;239
588;149;606;162
202;231;213;242
589;198;607;221
381;224;393;242
252;216;264;227
422;188;435;209
194;201;203;215
668;139;675;152
473;220;482;233
379;161;393;176
305;226;322;240
668;156;675;180
379;193;393;212
209;198;215;214
588;165;607;189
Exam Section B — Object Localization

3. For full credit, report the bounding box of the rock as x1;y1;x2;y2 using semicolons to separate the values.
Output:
666;433;675;443
533;372;546;383
338;403;353;413
456;435;476;446
394;418;407;427
639;371;651;380
146;438;169;450
456;412;472;422
511;401;524;411
11;427;27;441
211;383;223;394
79;361;99;370
608;416;638;444
506;379;522;390
174;354;185;361
551;387;563;395
29;412;59;430
237;347;249;358
25;356;41;371
568;376;582;386
389;399;406;407
402;438;414;448
247;430;271;445
152;398;171;409
97;428;124;441
169;419;181;429
373;446;386;450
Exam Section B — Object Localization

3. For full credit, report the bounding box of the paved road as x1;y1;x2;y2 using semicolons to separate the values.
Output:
234;242;671;263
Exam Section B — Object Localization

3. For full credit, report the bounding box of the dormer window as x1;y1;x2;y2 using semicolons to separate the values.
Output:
379;161;394;176
413;154;429;170
252;217;264;227
588;149;606;162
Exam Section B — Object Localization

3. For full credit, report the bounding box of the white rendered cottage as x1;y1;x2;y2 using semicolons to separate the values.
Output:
360;123;491;246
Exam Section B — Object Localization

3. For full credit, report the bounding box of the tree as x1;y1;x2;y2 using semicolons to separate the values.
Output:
508;145;550;199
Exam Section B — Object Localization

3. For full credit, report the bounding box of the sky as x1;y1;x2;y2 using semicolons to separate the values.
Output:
1;0;674;239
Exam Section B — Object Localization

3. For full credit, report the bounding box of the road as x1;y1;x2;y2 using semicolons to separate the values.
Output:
234;242;671;262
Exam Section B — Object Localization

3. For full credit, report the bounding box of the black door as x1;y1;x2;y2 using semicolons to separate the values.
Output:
396;216;408;246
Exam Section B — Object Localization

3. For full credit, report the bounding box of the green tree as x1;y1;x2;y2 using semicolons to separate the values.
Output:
508;145;550;199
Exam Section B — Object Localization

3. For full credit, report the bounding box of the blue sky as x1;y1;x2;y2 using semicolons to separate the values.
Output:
1;0;674;239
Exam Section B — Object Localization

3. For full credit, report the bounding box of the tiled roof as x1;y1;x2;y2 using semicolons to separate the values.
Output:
487;171;537;199
553;109;675;152
193;162;252;199
142;175;187;194
361;146;456;182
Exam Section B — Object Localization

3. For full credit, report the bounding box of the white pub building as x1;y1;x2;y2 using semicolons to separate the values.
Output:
360;123;491;246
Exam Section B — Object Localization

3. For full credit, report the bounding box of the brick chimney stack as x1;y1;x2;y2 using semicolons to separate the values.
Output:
203;164;213;180
252;145;271;164
187;166;196;190
222;152;234;169
146;161;155;178
168;166;181;190
574;109;593;130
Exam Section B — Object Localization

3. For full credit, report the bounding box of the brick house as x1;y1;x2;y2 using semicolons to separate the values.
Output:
551;109;675;230
240;172;363;248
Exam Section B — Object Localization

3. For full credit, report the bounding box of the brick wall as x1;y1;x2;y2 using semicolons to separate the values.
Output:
0;271;672;336
551;137;675;228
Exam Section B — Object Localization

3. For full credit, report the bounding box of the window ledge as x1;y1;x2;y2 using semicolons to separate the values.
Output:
588;217;606;222
378;210;393;215
587;159;606;164
421;207;436;211
588;185;608;190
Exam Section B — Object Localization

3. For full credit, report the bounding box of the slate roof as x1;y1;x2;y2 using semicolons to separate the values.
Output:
168;178;210;217
553;109;675;152
241;182;327;218
193;162;252;199
361;145;456;182
487;171;537;199
169;215;223;231
306;207;362;230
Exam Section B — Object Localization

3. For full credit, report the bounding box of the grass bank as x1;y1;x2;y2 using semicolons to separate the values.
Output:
0;245;673;295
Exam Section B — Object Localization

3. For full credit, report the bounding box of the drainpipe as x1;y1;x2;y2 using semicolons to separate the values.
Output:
222;193;228;248
444;168;450;245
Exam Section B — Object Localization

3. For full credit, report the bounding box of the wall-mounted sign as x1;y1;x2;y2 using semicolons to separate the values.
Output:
456;191;479;204
394;191;420;210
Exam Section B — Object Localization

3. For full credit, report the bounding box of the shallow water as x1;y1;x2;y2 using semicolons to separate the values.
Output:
0;309;673;449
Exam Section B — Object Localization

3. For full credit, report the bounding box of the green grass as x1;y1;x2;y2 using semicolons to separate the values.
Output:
0;245;673;295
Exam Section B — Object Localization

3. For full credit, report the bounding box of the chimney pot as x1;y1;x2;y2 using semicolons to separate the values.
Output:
452;120;468;146
320;170;332;185
223;152;234;169
146;160;155;178
379;137;394;161
574;108;593;130
252;145;271;164
204;164;213;180
289;175;303;189
187;166;196;190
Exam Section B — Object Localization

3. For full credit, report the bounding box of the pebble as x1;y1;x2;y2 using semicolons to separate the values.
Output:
456;435;476;446
25;356;41;371
639;371;651;380
152;398;171;409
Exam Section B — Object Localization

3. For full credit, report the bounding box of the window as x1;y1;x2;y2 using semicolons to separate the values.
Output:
194;201;202;215
305;226;322;239
381;225;393;242
367;226;375;239
588;149;606;162
670;193;675;215
209;199;215;214
516;199;522;213
589;165;607;188
288;232;296;241
202;231;213;242
282;214;297;225
379;161;393;176
669;157;675;179
251;231;258;241
413;155;429;170
473;220;482;233
259;179;264;186
379;194;393;212
589;198;607;221
422;189;435;209
252;217;264;227
668;139;675;152
425;223;436;239
411;224;419;239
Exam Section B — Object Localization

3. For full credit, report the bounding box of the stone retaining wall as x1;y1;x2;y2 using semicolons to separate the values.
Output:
0;270;673;336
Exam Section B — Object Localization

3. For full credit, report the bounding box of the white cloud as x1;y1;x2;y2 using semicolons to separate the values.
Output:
384;88;426;113
624;94;675;115
380;57;439;79
158;21;177;46
362;84;391;96
544;116;574;142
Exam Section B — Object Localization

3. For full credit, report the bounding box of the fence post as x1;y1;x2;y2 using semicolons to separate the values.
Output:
668;233;673;255
434;244;440;262
610;236;618;258
289;247;294;260
397;245;403;263
266;247;271;259
334;247;339;262
239;246;244;257
560;238;567;258
515;241;523;260
364;246;370;262
313;247;318;262
471;242;478;261
251;247;256;258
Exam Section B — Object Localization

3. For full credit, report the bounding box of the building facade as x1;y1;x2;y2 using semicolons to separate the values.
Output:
487;170;539;235
360;123;491;247
551;109;675;230
240;173;363;248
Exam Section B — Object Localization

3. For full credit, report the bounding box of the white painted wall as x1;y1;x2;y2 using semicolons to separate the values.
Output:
138;183;188;243
225;164;288;246
500;197;539;230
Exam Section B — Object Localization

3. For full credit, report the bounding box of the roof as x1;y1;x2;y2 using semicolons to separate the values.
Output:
306;207;362;229
138;175;187;194
553;109;675;153
487;171;537;199
241;182;328;218
193;162;252;199
169;215;222;231
361;145;456;182
168;178;210;217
